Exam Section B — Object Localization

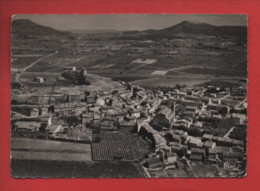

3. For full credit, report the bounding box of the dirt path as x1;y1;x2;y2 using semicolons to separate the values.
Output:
15;51;58;85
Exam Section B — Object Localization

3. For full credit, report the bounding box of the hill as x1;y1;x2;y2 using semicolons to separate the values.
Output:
54;73;121;95
12;19;71;37
119;21;247;40
158;21;247;38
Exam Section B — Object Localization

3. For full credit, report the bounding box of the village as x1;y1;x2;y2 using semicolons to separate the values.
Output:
11;66;247;178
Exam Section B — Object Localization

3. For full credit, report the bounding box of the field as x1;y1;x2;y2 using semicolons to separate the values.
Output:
132;76;210;87
11;47;247;90
165;169;189;178
112;76;151;82
26;53;134;73
189;161;220;178
11;138;92;162
92;132;153;161
11;160;145;178
182;67;247;77
196;80;241;88
11;56;44;69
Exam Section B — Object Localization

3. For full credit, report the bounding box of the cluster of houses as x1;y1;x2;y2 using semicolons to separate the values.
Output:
137;84;247;174
13;77;247;176
13;82;163;141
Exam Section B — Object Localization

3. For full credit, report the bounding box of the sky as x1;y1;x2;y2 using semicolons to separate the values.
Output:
13;14;247;31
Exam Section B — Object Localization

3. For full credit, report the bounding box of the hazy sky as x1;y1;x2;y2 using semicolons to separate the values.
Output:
13;14;247;31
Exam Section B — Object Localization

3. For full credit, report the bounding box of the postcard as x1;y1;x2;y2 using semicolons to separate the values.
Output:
10;14;247;178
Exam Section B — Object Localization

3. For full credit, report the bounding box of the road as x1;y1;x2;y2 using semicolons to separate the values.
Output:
224;127;236;138
186;160;198;178
15;51;58;85
11;111;50;119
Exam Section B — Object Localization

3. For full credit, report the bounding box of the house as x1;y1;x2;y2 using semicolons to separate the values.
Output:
96;98;105;106
41;107;49;115
67;125;92;142
202;134;213;141
192;121;203;128
173;129;188;136
232;140;244;147
82;112;93;125
145;158;163;169
33;77;44;83
93;114;101;126
207;149;218;163
128;109;141;118
86;96;96;104
207;104;230;113
217;137;233;147
232;113;246;124
120;120;136;128
171;145;181;153
190;154;203;161
182;111;195;118
197;142;204;149
30;108;39;117
190;147;205;161
185;106;198;113
166;153;178;164
184;96;210;104
15;121;41;132
152;105;175;129
221;99;241;108
100;120;118;131
181;100;205;108
188;136;202;149
175;118;192;128
167;132;181;143
45;124;62;134
204;141;216;149
169;142;180;147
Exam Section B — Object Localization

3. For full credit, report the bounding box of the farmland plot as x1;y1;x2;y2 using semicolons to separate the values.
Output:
92;132;153;161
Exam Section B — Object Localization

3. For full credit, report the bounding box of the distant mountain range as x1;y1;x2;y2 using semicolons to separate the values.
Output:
12;19;247;39
12;19;70;36
68;29;120;34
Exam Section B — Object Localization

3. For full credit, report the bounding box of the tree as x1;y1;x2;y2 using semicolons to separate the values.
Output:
175;84;182;90
65;116;81;126
39;123;47;133
220;107;228;116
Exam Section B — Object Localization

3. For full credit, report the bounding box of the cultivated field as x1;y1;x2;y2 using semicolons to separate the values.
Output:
11;138;92;162
11;160;145;178
189;161;220;178
92;132;153;161
132;76;211;87
11;56;44;69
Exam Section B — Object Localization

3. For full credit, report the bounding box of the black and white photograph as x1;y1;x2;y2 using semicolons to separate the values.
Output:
10;14;247;178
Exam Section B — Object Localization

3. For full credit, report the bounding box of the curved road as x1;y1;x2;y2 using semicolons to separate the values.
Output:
16;51;58;85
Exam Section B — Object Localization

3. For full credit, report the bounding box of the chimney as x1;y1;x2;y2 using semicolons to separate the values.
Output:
48;115;52;125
